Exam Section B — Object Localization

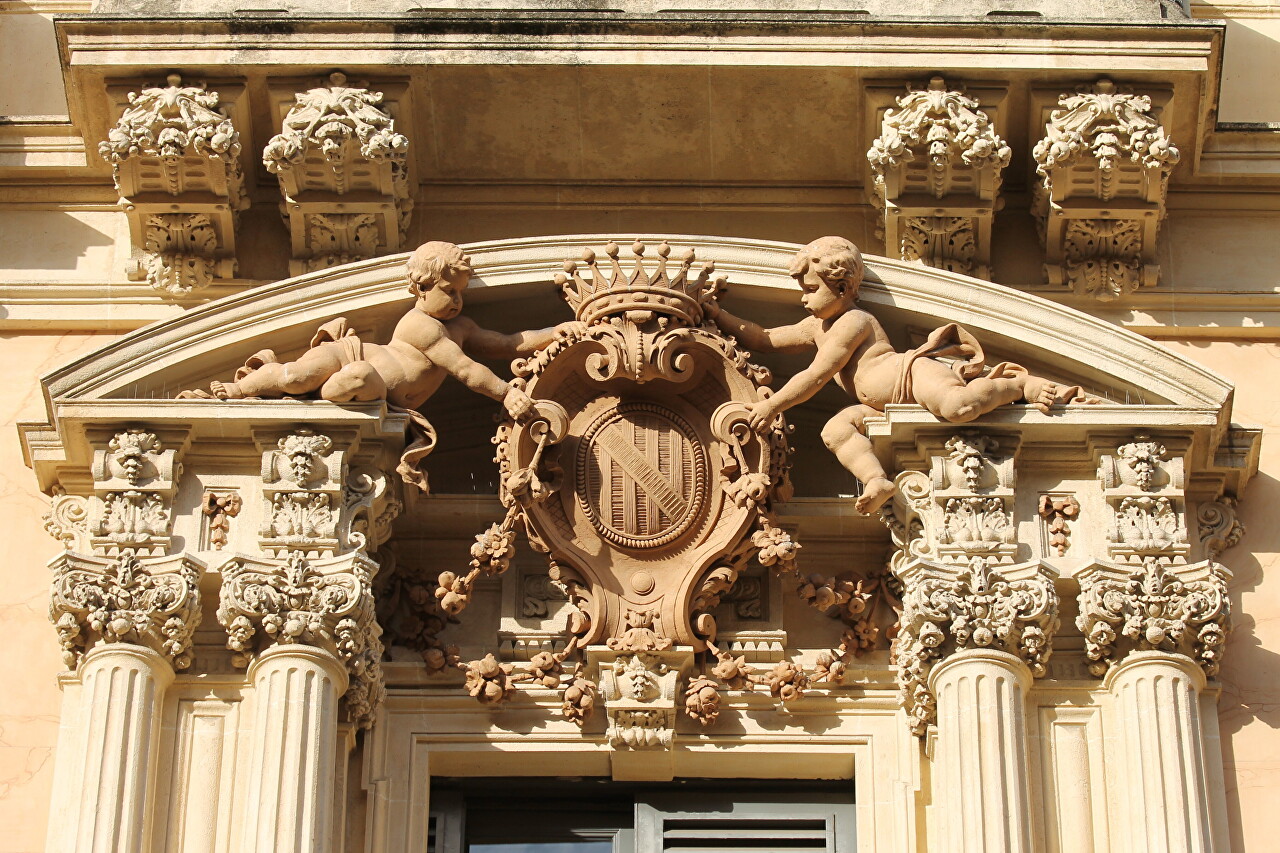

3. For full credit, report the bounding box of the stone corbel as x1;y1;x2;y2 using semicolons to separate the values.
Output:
588;646;695;781
49;550;204;670
87;427;185;556
1032;79;1180;301
1097;434;1189;565
264;72;412;276
866;77;1010;279
894;558;1059;736
99;75;248;294
1077;559;1230;678
217;550;385;726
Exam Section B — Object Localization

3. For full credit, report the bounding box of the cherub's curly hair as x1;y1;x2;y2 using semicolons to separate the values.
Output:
406;241;474;296
788;236;864;296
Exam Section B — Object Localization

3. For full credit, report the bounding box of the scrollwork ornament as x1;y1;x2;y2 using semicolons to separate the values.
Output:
1077;559;1230;677
1198;497;1245;562
217;550;384;726
49;552;202;670
895;559;1059;735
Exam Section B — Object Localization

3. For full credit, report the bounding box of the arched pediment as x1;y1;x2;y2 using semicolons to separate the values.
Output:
41;234;1232;414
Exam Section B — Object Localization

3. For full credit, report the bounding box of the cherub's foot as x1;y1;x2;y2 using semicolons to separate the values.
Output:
1054;384;1101;405
176;388;214;399
210;380;245;400
854;477;896;515
1023;376;1058;414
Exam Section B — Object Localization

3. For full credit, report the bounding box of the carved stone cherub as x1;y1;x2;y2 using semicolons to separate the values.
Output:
709;236;1084;515
181;240;581;491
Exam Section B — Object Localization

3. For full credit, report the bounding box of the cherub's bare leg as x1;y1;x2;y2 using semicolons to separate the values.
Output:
821;405;895;515
319;361;387;402
911;359;1050;421
217;346;346;399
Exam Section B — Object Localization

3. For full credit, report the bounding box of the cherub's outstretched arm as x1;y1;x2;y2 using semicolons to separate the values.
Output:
450;315;583;359
419;324;536;419
709;303;815;354
748;314;869;430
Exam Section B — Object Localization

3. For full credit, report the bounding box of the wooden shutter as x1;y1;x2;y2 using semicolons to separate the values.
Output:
635;794;855;853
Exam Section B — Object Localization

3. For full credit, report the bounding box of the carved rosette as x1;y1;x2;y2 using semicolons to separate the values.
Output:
88;428;182;556
1076;559;1230;678
895;559;1059;736
218;551;385;726
1098;435;1188;565
1033;79;1180;301
49;551;203;670
264;72;412;275
99;74;245;294
867;77;1010;279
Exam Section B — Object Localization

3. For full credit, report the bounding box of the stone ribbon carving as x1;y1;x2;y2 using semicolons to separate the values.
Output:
1033;79;1180;301
50;551;203;670
99;75;246;294
1076;559;1230;677
264;72;412;275
218;551;385;726
867;77;1010;279
88;428;182;556
895;559;1059;736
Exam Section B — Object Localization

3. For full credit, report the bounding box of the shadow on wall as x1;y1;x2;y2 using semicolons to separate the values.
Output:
0;210;115;271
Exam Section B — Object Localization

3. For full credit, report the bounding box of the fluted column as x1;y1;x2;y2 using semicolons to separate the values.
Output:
894;558;1058;852
239;645;349;853
1105;652;1212;852
60;645;174;853
1078;559;1230;853
929;649;1033;853
45;551;202;853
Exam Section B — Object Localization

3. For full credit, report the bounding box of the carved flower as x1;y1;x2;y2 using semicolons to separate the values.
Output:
767;660;808;703
561;676;597;723
712;654;752;690
528;651;563;689
469;523;516;576
751;522;800;572
464;654;515;705
815;651;846;683
918;621;945;649
684;675;722;725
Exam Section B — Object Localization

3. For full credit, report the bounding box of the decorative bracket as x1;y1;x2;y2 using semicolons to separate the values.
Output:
867;77;1010;279
1032;79;1180;301
99;75;247;294
264;72;412;275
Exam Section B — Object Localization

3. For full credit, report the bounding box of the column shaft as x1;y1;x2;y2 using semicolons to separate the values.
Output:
53;644;174;853
929;649;1033;853
1105;651;1213;853
240;645;349;853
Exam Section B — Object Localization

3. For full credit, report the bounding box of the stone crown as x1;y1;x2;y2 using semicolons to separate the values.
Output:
555;240;721;327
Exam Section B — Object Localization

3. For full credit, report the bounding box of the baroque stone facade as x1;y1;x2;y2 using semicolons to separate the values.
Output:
5;2;1280;852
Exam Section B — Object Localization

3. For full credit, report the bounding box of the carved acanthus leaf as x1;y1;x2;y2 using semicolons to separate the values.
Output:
88;428;181;556
217;551;385;726
1077;559;1229;677
1033;81;1180;178
50;552;202;670
99;75;241;170
895;560;1059;736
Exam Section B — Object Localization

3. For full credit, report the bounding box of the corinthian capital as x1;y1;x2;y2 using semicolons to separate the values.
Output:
217;551;385;726
895;559;1059;736
1077;559;1230;678
49;551;204;670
